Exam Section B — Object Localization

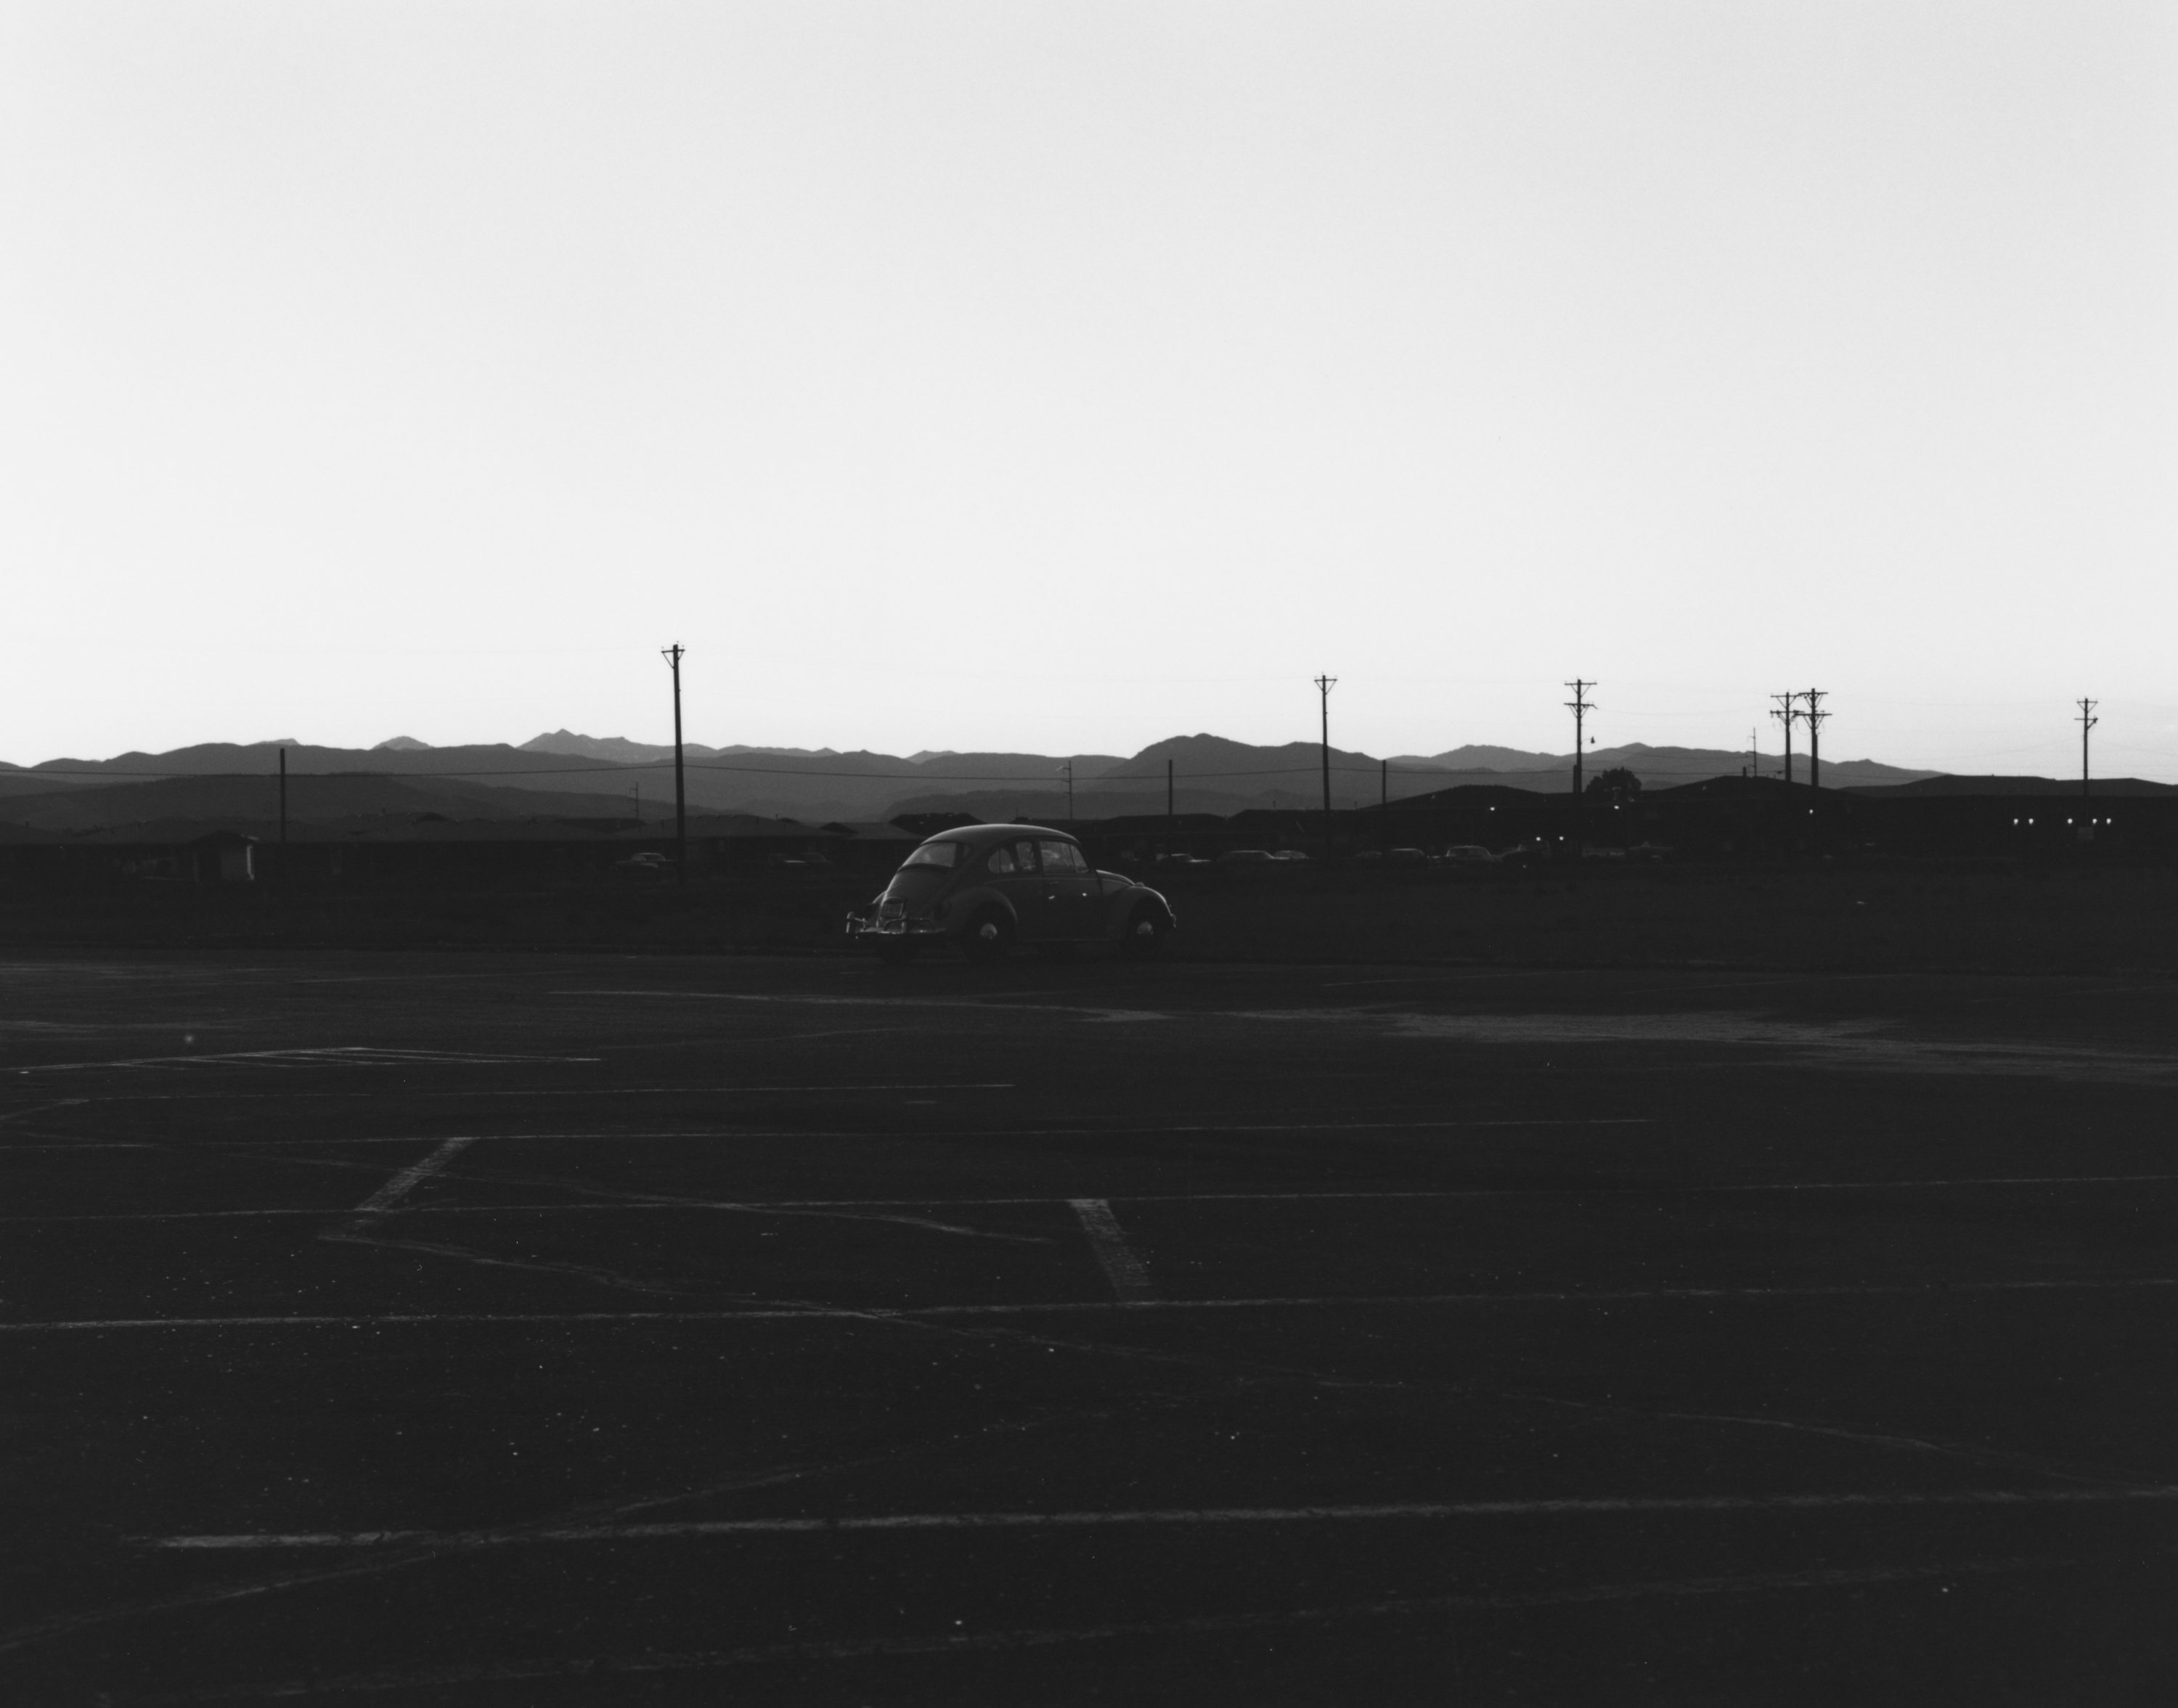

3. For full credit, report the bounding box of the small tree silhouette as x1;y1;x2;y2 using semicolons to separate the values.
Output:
1585;767;1641;809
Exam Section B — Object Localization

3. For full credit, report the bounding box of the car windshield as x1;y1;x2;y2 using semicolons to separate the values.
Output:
900;841;963;871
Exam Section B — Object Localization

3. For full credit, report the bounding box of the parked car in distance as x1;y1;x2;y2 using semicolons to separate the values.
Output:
847;823;1176;965
1436;844;1496;865
1218;849;1276;865
1386;846;1428;865
1270;849;1310;862
614;851;674;874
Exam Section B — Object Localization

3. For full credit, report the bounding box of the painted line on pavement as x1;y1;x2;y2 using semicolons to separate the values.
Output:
1070;1199;1154;1299
353;1138;478;1215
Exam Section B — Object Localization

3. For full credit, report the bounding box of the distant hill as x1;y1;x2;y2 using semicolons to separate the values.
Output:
521;730;734;763
0;771;648;833
1383;743;1941;793
1844;775;2178;798
0;732;1954;825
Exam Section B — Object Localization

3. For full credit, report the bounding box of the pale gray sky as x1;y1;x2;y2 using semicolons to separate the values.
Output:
3;2;2172;776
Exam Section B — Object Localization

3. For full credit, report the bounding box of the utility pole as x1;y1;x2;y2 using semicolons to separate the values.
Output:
1315;675;1337;861
277;747;287;849
1166;757;1175;856
662;644;687;884
1771;692;1800;786
2077;698;2098;798
1802;690;1827;791
1565;679;1594;856
1061;761;1074;825
1381;757;1390;859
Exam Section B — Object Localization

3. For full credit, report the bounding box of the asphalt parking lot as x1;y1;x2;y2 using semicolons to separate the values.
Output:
4;949;2177;1704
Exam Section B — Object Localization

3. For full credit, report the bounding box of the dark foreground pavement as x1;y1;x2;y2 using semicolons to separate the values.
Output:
3;950;2176;1703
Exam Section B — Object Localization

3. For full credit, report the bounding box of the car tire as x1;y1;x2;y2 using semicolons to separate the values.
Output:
958;908;1015;965
1118;905;1171;959
873;940;918;966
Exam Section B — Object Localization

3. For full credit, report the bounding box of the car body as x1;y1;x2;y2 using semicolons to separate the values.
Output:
1269;849;1310;862
1218;849;1276;865
847;823;1176;964
614;851;674;874
1436;844;1496;865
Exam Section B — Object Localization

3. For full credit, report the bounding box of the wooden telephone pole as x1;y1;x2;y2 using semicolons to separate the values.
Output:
662;645;687;883
1315;675;1337;861
1565;680;1594;856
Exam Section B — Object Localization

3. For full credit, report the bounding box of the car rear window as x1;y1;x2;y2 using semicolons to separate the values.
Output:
900;841;963;870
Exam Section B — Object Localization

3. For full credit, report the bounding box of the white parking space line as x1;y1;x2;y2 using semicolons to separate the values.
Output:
353;1138;478;1214
1070;1199;1154;1299
135;1483;2178;1551
8;1274;2178;1333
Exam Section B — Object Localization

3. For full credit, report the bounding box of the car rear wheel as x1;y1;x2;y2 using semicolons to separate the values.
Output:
1119;905;1171;959
958;908;1015;965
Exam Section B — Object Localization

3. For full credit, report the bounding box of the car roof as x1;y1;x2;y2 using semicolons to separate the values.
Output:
915;823;1074;848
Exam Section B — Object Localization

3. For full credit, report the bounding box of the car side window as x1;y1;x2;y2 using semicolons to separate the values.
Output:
986;846;1016;875
1039;840;1081;874
1013;841;1041;872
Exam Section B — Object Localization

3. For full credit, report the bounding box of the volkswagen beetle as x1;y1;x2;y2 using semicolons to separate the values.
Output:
847;824;1175;965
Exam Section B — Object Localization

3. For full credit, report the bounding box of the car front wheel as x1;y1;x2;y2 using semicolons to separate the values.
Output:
958;908;1015;965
